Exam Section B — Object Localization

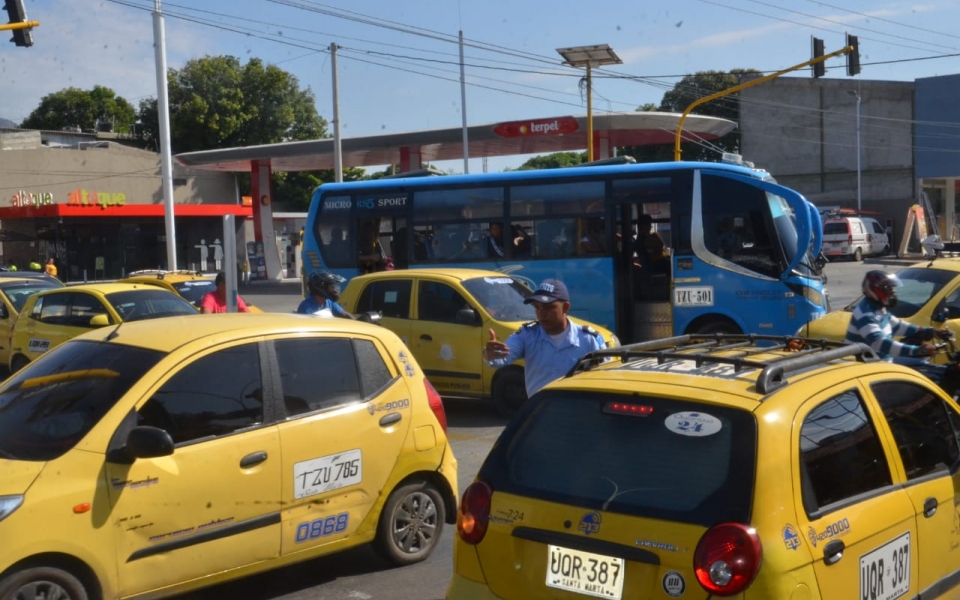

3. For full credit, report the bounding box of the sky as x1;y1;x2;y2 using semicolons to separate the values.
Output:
2;0;960;174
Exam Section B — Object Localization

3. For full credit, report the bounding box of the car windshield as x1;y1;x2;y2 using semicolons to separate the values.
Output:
172;280;217;305
845;267;959;318
107;289;199;321
461;276;535;322
479;391;757;526
0;281;60;312
0;340;164;461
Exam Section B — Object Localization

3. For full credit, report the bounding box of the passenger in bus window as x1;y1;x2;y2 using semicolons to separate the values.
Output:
579;218;606;255
486;222;506;258
635;214;669;275
512;225;532;257
357;220;385;273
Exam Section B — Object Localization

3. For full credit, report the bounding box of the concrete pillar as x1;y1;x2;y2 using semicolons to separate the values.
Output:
399;147;421;173
947;177;957;241
594;135;611;160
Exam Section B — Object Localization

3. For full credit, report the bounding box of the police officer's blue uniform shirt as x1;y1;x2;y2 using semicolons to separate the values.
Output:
297;296;348;317
487;319;606;398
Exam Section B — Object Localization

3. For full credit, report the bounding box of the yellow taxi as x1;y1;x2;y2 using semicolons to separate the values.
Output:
120;270;263;312
449;333;960;600
0;313;457;600
8;283;198;373
797;260;960;352
0;275;64;367
337;268;618;415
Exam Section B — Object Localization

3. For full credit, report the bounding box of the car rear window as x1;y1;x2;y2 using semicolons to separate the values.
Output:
479;391;757;526
823;221;849;235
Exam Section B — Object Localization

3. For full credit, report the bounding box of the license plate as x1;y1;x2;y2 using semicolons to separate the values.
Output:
546;544;624;600
674;286;713;307
859;532;910;600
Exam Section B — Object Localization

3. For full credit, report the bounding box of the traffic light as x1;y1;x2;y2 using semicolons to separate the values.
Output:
3;0;33;47
811;37;825;78
846;33;860;76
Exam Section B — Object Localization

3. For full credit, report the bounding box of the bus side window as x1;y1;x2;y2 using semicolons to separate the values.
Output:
535;220;575;257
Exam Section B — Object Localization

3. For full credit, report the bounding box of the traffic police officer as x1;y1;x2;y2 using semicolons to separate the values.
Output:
483;279;606;398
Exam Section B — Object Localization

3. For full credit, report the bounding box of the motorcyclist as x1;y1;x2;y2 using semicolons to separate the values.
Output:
297;271;355;319
845;270;951;363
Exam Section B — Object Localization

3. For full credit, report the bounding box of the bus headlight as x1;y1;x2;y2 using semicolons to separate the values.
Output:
787;283;825;309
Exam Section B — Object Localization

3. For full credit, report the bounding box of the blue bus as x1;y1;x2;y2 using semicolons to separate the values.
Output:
302;161;827;343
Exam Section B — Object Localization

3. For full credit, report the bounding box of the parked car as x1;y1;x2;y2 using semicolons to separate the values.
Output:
449;334;960;599
120;270;263;312
337;268;619;415
0;313;456;600
8;283;198;373
797;259;960;354
0;276;64;368
822;215;890;261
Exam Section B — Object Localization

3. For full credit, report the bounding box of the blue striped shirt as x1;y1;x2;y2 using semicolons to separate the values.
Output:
487;319;607;397
844;297;926;360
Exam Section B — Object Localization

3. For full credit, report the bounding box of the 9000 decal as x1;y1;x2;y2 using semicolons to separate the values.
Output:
295;512;349;543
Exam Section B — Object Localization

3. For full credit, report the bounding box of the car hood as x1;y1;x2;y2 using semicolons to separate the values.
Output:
0;459;44;495
796;309;851;340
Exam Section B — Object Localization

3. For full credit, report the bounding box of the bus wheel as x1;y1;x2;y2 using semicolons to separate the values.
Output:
492;367;527;417
690;318;741;335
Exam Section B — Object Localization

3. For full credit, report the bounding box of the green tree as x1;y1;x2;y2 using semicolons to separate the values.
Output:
21;85;136;132
514;151;586;170
138;56;328;153
620;69;761;163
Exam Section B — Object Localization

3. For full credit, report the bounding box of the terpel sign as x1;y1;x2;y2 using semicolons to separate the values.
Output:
493;116;579;138
10;188;127;210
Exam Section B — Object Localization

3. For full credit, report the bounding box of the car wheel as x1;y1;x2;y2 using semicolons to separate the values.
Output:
0;567;89;600
9;355;29;374
374;480;445;566
492;367;527;417
853;247;863;261
691;319;741;335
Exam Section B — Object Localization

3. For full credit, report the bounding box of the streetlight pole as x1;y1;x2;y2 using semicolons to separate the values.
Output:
556;45;622;163
848;90;862;212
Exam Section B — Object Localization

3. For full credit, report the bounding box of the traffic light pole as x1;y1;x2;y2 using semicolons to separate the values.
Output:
673;45;854;161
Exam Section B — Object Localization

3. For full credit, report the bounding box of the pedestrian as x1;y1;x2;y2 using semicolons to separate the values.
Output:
44;258;58;278
200;271;250;313
7;259;16;272
297;271;355;319
242;260;251;285
483;279;606;398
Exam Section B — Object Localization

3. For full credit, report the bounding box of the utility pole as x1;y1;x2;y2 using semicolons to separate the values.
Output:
153;0;178;269
459;30;469;174
331;42;343;183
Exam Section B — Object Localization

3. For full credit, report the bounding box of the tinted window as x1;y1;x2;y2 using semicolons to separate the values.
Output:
461;276;534;322
106;289;198;322
355;279;411;319
479;392;757;526
871;221;886;235
0;340;164;461
69;292;110;327
871;381;960;479
315;195;352;269
418;281;470;323
799;390;892;513
0;281;58;313
33;292;69;325
701;174;782;278
138;344;262;445
881;268;958;319
415;186;504;221
172;280;217;305
274;337;363;418
355;339;394;398
823;222;849;235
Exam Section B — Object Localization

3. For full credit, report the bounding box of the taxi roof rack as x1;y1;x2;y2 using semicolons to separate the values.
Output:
126;269;205;280
570;334;878;394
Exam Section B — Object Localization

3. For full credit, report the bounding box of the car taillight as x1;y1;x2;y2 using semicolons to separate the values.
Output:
424;379;447;432
457;481;492;545
693;523;762;597
847;234;853;244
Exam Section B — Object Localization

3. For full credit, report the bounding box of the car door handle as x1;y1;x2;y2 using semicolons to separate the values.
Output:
924;497;938;518
420;334;432;341
379;413;402;427
823;540;845;566
239;451;268;468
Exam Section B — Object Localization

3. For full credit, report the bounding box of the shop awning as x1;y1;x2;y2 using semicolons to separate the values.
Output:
0;204;253;219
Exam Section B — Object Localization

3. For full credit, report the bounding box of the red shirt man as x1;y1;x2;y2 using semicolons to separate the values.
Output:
201;272;249;313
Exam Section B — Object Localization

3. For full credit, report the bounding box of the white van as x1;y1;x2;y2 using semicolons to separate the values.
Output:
822;216;890;261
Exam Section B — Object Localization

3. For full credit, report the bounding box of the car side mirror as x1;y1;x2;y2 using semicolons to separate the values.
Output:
0;304;8;320
934;306;960;323
126;426;174;459
358;311;382;325
456;308;479;326
89;314;110;327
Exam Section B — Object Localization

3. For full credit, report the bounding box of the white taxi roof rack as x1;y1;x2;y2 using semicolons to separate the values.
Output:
126;269;206;279
570;334;878;394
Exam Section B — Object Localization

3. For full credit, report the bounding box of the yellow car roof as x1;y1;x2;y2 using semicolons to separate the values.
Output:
36;282;156;295
122;272;211;283
69;312;390;354
904;258;960;272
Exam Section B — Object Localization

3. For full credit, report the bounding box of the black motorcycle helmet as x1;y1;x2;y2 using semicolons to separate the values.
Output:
862;270;901;308
308;270;346;301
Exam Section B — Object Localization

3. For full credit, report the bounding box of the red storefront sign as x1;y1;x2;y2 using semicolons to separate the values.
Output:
493;116;579;138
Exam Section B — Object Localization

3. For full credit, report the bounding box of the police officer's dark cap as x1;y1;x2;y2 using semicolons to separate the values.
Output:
524;279;570;304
